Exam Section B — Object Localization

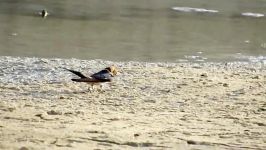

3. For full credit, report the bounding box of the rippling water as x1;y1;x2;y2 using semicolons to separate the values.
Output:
0;0;266;62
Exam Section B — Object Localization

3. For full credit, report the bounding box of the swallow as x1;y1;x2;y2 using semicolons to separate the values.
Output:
65;66;117;91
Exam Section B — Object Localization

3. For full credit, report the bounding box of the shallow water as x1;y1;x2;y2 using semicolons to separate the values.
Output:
0;0;266;62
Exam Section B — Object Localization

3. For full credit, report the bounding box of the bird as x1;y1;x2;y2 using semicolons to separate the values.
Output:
65;66;118;92
39;9;49;18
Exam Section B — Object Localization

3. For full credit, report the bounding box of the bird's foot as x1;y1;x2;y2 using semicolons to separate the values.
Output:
88;87;93;93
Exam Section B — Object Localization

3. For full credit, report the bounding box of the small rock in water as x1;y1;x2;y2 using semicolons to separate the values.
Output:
40;9;49;18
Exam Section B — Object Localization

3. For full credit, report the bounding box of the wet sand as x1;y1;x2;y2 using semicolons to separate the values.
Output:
0;57;265;149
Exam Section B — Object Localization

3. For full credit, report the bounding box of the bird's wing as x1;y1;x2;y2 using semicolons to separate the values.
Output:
64;68;87;78
90;70;112;81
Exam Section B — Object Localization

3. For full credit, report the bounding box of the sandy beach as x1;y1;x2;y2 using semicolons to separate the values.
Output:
0;56;265;150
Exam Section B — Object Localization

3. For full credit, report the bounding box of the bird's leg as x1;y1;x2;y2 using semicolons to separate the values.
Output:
88;86;92;93
99;84;105;92
88;84;94;93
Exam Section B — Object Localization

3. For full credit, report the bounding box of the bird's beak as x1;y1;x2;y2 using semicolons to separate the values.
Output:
112;69;118;76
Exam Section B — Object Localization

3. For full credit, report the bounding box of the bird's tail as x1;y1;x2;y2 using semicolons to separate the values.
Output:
64;68;87;78
71;79;84;82
71;78;99;83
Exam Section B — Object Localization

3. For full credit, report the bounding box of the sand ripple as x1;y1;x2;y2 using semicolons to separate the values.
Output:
0;56;265;149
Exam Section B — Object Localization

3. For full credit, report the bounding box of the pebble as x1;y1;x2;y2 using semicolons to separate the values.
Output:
223;83;229;87
200;73;208;77
256;122;265;126
187;140;197;145
251;75;259;79
47;110;62;115
19;147;29;150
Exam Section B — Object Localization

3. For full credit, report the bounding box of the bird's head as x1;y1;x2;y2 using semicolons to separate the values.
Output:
105;66;118;77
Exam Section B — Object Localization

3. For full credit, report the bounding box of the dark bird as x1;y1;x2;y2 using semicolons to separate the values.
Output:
39;9;48;18
65;66;118;91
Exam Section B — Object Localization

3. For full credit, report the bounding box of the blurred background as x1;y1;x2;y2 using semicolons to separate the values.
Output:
0;0;266;62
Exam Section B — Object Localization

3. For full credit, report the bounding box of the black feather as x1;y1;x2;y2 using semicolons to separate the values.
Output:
64;68;87;78
90;69;112;81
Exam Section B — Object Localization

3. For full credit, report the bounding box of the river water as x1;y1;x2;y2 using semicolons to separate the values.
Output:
0;0;266;62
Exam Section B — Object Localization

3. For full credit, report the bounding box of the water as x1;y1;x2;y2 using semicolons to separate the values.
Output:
0;0;266;62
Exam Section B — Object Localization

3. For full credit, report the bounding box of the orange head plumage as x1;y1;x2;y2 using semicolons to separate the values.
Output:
105;66;118;76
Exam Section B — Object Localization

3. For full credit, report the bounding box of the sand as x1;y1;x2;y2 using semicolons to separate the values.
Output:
0;56;265;150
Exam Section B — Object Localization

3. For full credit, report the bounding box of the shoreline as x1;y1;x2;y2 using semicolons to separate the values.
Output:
0;54;266;64
0;56;265;149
